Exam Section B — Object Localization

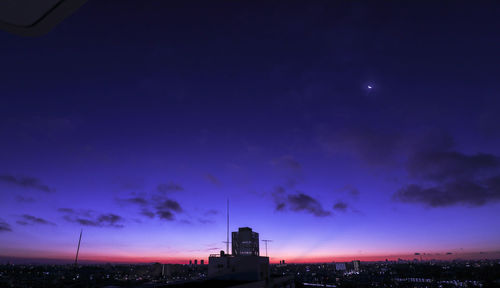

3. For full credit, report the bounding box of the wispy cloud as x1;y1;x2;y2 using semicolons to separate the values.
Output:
118;192;184;222
333;201;348;212
16;214;56;226
0;174;54;193
205;174;221;186
157;182;184;193
58;208;124;228
0;220;12;232
15;195;36;203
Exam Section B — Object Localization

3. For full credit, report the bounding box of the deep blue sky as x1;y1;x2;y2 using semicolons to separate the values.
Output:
1;1;500;263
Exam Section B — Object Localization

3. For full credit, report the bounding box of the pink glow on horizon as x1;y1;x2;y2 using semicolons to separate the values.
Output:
2;250;500;265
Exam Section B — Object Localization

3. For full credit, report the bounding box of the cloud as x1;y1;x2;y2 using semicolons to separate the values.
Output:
333;201;348;212
154;199;183;221
155;210;173;221
156;199;182;213
157;182;184;193
0;220;12;232
205;174;221;186
140;209;155;218
58;209;124;228
118;191;185;222
320;127;500;208
15;195;35;203
204;209;219;216
198;218;215;224
287;193;331;217
121;196;148;206
0;174;54;193
340;185;360;197
393;131;500;207
273;187;331;217
196;209;219;225
394;176;500;207
17;214;56;226
406;151;499;181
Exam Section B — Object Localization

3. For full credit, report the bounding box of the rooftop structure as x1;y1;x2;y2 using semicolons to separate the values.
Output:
232;227;259;256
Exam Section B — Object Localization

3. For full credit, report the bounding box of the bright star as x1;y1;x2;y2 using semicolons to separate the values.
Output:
367;85;372;89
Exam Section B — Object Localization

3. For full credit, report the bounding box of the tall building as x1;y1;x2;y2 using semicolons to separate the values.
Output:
194;259;198;265
335;262;346;271
352;260;360;272
200;259;204;265
209;227;269;282
232;227;259;256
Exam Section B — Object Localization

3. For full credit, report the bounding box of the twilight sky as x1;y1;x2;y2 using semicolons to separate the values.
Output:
1;1;500;264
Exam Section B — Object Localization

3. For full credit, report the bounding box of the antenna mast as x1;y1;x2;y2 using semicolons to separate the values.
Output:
226;198;229;255
262;239;273;257
75;229;82;266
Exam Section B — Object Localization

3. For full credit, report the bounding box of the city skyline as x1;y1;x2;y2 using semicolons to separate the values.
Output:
1;1;500;265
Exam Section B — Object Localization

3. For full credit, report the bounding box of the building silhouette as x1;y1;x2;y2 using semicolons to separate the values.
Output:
208;227;269;282
232;227;259;256
353;260;360;272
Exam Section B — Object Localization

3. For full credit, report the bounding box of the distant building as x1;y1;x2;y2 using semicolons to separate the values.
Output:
352;260;360;272
335;263;346;271
189;260;192;265
209;227;269;282
194;259;198;265
200;259;204;265
232;227;259;256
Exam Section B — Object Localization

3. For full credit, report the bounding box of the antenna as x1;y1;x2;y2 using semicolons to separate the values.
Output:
226;198;229;255
262;239;273;257
74;229;82;266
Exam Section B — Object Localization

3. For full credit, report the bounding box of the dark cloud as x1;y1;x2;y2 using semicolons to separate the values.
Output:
205;174;221;186
154;199;183;221
407;151;499;181
321;127;500;208
17;214;56;226
0;174;54;193
273;188;331;217
394;131;500;207
156;199;182;213
157;182;184;193
140;209;155;218
15;195;35;203
287;193;331;217
59;209;124;228
333;201;348;212
118;192;184;221
157;210;174;221
97;214;123;227
394;176;500;207
0;220;12;232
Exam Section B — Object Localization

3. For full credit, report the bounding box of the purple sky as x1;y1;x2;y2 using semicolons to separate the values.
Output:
1;1;500;263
